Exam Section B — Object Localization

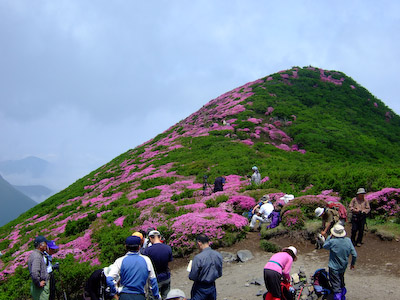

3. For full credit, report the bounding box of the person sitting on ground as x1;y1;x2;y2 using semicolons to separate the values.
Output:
250;166;261;185
249;195;274;231
315;206;340;238
263;246;297;300
266;203;283;229
247;195;269;220
165;289;187;300
213;176;226;193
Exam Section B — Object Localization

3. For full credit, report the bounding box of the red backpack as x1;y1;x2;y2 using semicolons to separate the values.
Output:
327;201;347;222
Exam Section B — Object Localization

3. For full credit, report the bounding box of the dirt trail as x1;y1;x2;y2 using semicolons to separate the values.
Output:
168;229;400;300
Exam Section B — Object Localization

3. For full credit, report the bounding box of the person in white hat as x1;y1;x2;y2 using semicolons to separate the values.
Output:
323;224;357;300
165;289;186;300
349;188;370;247
314;207;340;238
263;246;297;300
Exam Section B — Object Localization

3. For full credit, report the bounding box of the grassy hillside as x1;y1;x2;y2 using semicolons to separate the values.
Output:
1;66;399;300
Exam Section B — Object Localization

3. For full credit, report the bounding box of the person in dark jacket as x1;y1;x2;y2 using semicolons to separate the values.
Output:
84;267;114;300
213;177;226;192
188;234;223;300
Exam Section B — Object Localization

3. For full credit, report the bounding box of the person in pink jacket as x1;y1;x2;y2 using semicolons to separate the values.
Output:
263;246;297;300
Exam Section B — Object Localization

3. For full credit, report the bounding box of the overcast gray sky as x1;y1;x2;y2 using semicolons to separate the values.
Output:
0;0;399;191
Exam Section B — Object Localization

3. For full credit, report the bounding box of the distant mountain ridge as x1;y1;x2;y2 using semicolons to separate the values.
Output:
1;66;399;298
0;156;50;177
13;185;53;203
0;175;36;226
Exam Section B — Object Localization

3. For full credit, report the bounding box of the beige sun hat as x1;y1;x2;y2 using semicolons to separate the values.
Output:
331;224;346;238
357;188;366;194
283;246;297;257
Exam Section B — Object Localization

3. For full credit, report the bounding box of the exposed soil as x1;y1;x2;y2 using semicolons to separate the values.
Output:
168;225;400;300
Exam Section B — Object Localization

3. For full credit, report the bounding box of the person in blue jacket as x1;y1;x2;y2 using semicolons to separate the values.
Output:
107;236;161;300
323;224;357;300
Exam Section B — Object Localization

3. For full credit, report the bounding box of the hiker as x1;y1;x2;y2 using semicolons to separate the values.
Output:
263;246;297;300
246;195;267;220
249;195;274;231
142;227;156;252
323;224;357;300
45;240;59;300
106;236;161;300
165;289;187;300
84;266;116;300
143;230;173;299
28;235;50;300
349;188;370;247
251;166;261;185
213;176;226;192
189;234;223;300
315;206;340;238
266;203;283;229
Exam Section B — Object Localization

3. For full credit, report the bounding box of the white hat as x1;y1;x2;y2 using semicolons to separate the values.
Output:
280;194;295;204
166;289;186;300
283;246;297;257
331;224;346;238
315;207;324;217
103;265;113;276
357;188;366;194
148;230;161;237
252;166;258;171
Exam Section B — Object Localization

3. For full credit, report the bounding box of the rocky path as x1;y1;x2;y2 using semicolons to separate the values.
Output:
168;230;400;300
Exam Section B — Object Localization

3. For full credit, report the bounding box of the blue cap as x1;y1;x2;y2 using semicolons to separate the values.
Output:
47;240;59;249
126;236;141;246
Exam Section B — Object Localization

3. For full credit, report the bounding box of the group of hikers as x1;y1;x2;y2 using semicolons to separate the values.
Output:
28;230;222;300
27;160;371;300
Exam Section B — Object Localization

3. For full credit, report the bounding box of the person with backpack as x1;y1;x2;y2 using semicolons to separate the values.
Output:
84;266;115;300
263;246;297;300
315;206;340;238
323;224;357;300
249;195;274;231
349;188;370;247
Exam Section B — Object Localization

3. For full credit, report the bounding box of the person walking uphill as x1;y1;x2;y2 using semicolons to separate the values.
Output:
143;230;173;299
28;235;50;300
263;246;297;300
189;234;223;300
349;188;370;247
323;224;357;300
106;236;161;300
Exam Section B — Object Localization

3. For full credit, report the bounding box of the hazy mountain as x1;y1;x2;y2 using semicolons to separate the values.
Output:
13;185;53;203
0;156;50;178
0;175;36;226
1;66;400;298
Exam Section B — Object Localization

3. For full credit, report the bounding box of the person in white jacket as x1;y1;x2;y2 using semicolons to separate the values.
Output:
249;196;274;230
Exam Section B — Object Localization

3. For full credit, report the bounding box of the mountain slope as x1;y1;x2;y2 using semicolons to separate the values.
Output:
0;175;36;226
1;66;399;299
13;185;53;203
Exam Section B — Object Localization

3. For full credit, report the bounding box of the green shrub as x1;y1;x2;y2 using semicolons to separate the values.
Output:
205;195;229;208
65;213;97;237
281;208;305;230
134;189;162;203
171;189;195;201
260;240;281;253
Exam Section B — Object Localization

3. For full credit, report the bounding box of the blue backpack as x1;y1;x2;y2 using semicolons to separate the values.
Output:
312;268;332;295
